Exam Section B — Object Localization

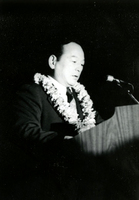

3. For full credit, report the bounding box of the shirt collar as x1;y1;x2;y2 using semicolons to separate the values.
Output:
48;75;67;96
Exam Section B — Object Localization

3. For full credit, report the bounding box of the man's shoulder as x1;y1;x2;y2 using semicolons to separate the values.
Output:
17;82;46;97
20;82;43;91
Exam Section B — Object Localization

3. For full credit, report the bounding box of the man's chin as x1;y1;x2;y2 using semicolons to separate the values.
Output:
68;81;77;87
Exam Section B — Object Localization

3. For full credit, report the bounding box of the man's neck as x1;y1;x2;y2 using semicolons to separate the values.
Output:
48;75;67;101
48;75;66;89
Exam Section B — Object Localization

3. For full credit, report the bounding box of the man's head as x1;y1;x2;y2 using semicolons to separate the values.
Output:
48;41;85;87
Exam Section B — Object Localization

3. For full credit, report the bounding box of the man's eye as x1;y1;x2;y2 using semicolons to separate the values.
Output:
72;61;76;63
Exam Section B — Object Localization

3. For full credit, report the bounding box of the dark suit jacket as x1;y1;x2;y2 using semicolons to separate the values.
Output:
3;82;105;199
12;82;81;162
12;82;103;163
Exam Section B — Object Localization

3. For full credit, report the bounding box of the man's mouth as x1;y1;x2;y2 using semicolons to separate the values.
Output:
72;75;78;79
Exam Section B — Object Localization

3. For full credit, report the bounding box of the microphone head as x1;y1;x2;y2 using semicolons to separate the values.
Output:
106;75;115;82
106;75;120;83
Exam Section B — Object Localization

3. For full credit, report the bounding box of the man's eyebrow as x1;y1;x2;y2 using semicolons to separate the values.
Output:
71;55;85;61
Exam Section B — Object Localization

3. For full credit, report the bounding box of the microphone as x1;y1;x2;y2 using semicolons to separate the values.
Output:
106;75;134;92
106;75;126;84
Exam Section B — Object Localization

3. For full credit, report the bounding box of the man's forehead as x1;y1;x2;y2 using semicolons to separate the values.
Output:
63;43;84;57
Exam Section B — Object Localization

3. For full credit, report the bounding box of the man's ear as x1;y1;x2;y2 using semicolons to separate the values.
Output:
48;55;57;69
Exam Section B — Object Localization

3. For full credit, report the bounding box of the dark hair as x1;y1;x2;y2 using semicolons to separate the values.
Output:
47;37;83;61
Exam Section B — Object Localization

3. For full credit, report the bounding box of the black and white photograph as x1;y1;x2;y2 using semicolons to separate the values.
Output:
0;0;139;199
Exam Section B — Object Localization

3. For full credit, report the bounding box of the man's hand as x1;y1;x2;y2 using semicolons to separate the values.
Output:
64;136;74;139
50;122;78;138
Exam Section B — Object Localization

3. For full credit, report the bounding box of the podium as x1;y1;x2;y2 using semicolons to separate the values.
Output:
74;104;139;154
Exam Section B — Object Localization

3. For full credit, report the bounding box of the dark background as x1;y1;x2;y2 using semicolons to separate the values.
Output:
1;1;139;199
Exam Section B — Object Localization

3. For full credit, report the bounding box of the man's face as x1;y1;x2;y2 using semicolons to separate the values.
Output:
53;42;85;87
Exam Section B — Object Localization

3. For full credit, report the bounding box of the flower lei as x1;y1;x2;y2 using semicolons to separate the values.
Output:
34;73;96;133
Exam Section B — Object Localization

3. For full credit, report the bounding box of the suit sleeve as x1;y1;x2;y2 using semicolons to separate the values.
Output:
95;111;105;125
12;83;65;160
13;84;60;142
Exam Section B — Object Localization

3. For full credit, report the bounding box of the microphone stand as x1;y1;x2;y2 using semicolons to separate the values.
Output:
117;82;139;104
127;91;139;104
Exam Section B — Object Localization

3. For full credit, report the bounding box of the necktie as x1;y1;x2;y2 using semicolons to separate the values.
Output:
66;87;73;103
71;88;84;120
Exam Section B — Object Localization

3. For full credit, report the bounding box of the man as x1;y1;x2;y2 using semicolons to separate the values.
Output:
13;41;96;157
9;40;99;199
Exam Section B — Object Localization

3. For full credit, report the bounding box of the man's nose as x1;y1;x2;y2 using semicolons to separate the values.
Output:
75;64;83;72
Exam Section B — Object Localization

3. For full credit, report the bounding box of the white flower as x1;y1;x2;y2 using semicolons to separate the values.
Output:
34;73;42;84
55;97;64;105
34;73;96;132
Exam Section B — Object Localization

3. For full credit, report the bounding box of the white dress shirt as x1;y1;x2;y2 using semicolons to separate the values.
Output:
48;75;68;102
